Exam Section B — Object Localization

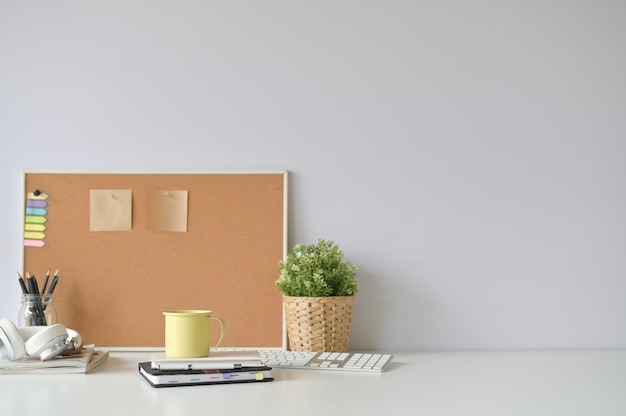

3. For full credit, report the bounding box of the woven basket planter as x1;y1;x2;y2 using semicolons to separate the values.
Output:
283;295;355;352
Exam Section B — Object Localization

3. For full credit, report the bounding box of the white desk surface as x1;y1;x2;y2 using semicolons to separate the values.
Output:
1;350;625;416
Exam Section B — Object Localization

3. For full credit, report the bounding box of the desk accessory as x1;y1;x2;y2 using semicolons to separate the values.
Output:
17;269;60;326
138;362;273;388
259;350;393;372
0;319;81;361
163;310;225;358
151;349;264;370
19;294;57;327
275;239;358;352
23;171;287;348
0;345;109;374
24;189;49;248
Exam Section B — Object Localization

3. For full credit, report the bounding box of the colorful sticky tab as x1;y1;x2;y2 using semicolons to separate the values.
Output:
24;223;46;232
27;192;49;200
24;189;49;248
24;215;47;224
26;200;48;208
255;372;264;381
24;231;46;240
24;239;46;247
26;208;48;216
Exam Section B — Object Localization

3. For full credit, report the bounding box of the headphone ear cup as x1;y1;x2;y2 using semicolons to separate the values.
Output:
66;328;82;350
24;323;68;360
0;318;26;361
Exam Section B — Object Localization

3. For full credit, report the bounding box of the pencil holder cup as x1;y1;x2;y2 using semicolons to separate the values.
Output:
163;310;225;358
18;294;58;327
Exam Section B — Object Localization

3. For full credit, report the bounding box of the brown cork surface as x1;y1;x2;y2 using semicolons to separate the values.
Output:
23;172;286;348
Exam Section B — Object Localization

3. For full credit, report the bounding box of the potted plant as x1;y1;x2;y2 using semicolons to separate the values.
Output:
275;239;358;352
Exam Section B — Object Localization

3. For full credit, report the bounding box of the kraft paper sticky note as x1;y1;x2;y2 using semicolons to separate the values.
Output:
146;190;188;232
90;189;132;231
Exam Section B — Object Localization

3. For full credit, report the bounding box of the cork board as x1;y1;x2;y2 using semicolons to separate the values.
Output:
22;172;287;348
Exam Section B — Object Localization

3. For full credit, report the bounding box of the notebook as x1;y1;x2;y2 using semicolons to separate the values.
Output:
0;345;109;374
150;350;265;370
138;362;274;388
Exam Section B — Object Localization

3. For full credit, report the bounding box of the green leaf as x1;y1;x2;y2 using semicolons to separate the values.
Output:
275;239;358;297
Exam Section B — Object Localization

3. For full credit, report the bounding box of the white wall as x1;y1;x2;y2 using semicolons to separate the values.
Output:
1;1;625;350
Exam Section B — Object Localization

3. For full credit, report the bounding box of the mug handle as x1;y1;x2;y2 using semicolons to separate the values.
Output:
210;316;226;348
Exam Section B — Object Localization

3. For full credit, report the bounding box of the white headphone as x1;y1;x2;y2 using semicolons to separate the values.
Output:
0;318;82;361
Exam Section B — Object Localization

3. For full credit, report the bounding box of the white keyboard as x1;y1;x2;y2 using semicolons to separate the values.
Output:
259;350;393;372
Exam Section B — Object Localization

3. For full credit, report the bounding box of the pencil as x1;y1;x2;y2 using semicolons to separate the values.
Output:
17;271;28;294
26;270;35;294
31;273;40;295
42;269;50;294
48;270;59;294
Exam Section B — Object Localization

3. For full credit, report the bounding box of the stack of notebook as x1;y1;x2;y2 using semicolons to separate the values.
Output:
0;345;109;375
138;350;273;388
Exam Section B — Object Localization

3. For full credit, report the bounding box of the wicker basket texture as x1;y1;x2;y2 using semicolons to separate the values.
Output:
283;295;355;352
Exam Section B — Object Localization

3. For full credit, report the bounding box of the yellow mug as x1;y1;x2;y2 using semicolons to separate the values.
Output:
163;310;225;358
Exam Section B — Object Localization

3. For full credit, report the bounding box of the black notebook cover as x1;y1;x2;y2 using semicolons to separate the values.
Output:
138;362;274;388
